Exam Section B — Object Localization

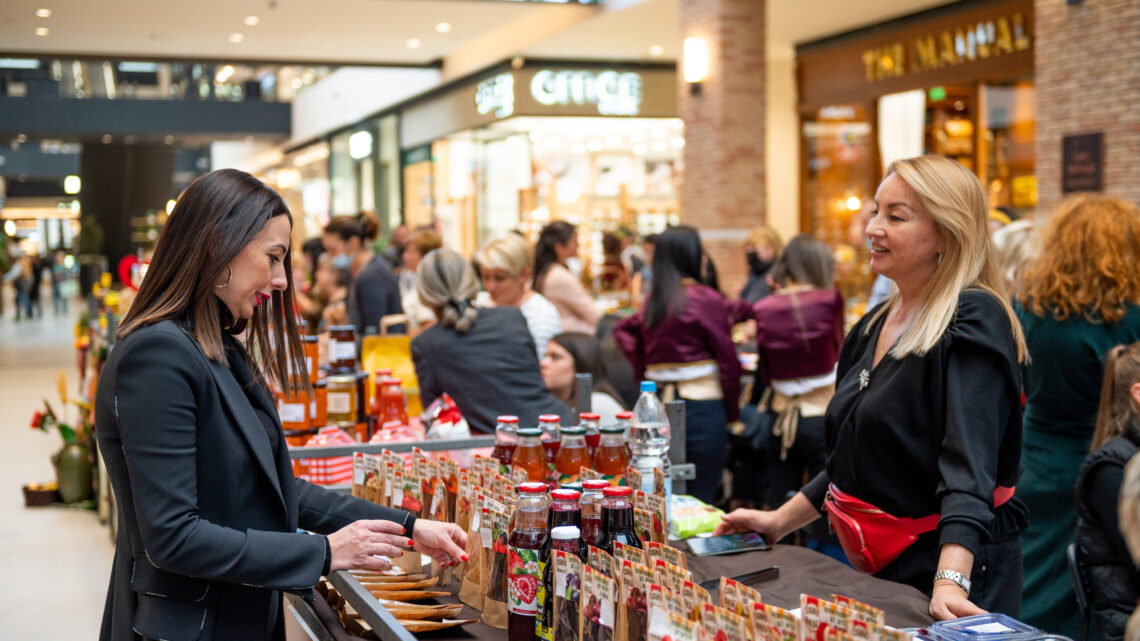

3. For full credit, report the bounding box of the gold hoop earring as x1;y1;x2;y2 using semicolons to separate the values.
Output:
216;265;233;289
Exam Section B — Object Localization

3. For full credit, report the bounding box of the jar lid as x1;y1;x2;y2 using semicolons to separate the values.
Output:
326;373;357;383
552;525;581;540
497;415;519;424
615;411;633;420
582;480;611;490
374;368;392;375
328;324;356;332
600;426;625;434
559;427;586;436
383;378;402;386
551;489;581;501
314;379;327;388
518;482;548;494
538;414;561;423
517;428;542;437
579;412;600;421
603;486;633;497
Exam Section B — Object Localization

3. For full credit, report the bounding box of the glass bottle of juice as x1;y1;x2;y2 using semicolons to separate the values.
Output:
546;489;586;558
513;428;548;484
615;411;634;459
543;525;583;641
596;485;642;556
508;482;550;641
579;413;601;457
369;368;392;416
555;427;590;485
493;415;520;467
377;378;408;429
538;415;561;485
592;426;630;485
579;479;609;548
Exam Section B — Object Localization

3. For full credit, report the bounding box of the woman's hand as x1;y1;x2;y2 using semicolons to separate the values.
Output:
929;582;987;620
412;519;468;568
328;520;412;572
714;492;820;542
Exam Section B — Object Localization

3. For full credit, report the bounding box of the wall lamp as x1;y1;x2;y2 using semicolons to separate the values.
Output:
683;37;709;95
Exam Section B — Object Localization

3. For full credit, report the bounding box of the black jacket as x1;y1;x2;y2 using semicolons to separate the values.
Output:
1076;435;1140;641
411;306;569;433
95;321;415;641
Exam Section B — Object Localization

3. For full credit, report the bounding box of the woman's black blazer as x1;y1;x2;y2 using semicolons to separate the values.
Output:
95;321;414;641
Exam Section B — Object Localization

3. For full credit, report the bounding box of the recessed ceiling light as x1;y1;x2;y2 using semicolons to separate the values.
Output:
435;22;451;34
649;45;664;56
406;38;421;49
651;140;668;152
671;137;685;148
632;144;648;155
34;27;49;37
244;16;259;27
35;8;51;18
229;33;244;44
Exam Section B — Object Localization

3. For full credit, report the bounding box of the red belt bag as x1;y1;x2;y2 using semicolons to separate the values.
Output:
823;483;1015;574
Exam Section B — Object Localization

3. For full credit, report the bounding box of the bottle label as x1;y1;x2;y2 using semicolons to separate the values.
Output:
277;402;306;424
536;564;552;641
507;547;542;616
333;340;356;362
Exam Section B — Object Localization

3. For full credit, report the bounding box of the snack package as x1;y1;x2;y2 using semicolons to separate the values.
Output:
637;492;668;544
653;468;665;497
617;560;654;641
828;596;885;626
418;458;439;519
454;480;474;582
554;550;584;641
352;452;367;499
580;467;603;481
365;455;384;503
482;508;511;629
702;604;750;641
614;541;649;567
645;542;687;571
394;467;424;574
670;495;725;539
647;582;686;632
648;611;699;641
382;462;396;508
511;465;531;486
589;545;616;578
652;559;691;594
853;623;910;641
459;494;490;610
678;580;710;623
429;477;451;584
495;473;514;498
441;458;460;520
799;596;853;641
625;467;642;492
581;566;617;641
751;602;799;641
720;578;762;618
634;509;655;545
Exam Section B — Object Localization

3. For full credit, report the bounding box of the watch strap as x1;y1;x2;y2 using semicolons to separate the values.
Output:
933;569;971;596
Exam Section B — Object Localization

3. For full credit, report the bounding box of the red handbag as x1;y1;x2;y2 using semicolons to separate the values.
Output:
823;483;1015;574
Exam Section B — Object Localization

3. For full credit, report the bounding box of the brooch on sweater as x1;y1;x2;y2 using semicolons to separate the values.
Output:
858;369;870;390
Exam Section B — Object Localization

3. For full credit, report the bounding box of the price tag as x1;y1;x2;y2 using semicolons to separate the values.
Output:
334;340;356;362
393;484;404;507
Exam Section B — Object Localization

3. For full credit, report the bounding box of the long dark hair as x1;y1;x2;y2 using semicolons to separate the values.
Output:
645;225;705;328
550;332;625;410
324;210;380;244
770;234;835;290
117;168;307;394
533;221;577;291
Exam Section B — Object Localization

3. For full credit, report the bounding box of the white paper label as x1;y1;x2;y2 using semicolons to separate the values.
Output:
310;400;317;421
278;402;306;424
328;392;352;414
334;340;356;362
353;457;365;485
430;489;442;516
481;513;493;548
965;623;1016;634
393;485;404;507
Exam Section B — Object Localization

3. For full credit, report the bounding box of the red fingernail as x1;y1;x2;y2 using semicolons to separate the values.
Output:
462;555;468;562
400;527;406;535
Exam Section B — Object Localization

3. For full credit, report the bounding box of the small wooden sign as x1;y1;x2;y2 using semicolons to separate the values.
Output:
1062;132;1104;193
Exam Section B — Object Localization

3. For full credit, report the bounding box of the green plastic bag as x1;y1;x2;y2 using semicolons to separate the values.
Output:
668;494;724;539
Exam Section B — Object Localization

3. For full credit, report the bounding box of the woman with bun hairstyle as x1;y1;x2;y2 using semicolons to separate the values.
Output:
322;211;401;337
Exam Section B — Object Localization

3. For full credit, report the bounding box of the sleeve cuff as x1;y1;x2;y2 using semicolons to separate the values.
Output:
938;521;982;556
403;512;418;539
800;470;830;511
322;536;332;576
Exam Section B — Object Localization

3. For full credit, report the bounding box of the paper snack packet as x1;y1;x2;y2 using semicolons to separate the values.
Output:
648;611;700;641
614;541;649;567
653;468;665;498
453;480;474;581
589;545;617;578
441;458;460;520
429;477;452;584
798;596;852;641
634;509;655;545
637;491;668;544
554;550;584;641
458;493;495;609
652;559;691;594
853;623;909;641
625;467;642;493
678;580;710;623
580;467;603;481
393;467;424;574
512;465;531;486
828;596;884;626
751;602;799;641
481;508;512;629
352;452;367;499
365;455;384;503
720;577;762;618
617;560;654;641
581;566;617;641
645;542;687;571
702;603;750;641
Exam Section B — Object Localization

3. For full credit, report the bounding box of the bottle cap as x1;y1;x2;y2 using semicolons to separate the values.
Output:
552;525;581;540
600;426;625;434
640;381;657;393
517;428;542;437
615;411;633;420
497;415;519;424
603;486;633;497
551;489;581;501
518;482;548;494
559;426;586;436
582;479;611;490
579;412;601;421
539;414;561;424
384;378;402;386
374;368;392;376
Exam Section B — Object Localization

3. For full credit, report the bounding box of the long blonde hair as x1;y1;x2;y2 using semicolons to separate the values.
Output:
1092;342;1140;452
866;156;1027;361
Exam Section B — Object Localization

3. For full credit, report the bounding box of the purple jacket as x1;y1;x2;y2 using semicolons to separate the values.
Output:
614;282;743;421
752;289;845;382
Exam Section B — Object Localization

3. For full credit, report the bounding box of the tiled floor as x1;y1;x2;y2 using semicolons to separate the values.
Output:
0;288;113;640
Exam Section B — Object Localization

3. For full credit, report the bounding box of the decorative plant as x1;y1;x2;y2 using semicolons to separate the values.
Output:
29;373;92;446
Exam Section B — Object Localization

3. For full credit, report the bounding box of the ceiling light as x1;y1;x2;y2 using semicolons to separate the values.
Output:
35;8;51;18
101;134;112;144
683;37;710;91
630;132;645;143
348;131;373;160
15;134;27;143
34;27;49;37
0;58;41;70
163;135;175;145
570;143;586;155
529;131;542;143
587;140;604;152
229;33;244;44
406;38;421;49
651;128;667;139
63;175;81;194
605;137;622;148
651;141;668;152
670;137;685;148
291;78;303;89
846;196;862;211
649;45;664;56
4;221;15;236
632;144;648;155
435;22;451;34
244;16;259;27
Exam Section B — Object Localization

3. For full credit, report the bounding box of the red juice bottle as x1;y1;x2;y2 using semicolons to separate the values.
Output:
493;415;519;467
514;429;548;484
509;482;549;641
579;479;609;548
546;489;585;559
538;414;561;486
596;485;641;556
580;413;601;457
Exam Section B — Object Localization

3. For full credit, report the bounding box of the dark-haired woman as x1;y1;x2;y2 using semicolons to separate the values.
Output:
95;169;465;641
322;212;401;338
412;248;569;433
541;332;627;424
534;221;602;335
613;225;743;503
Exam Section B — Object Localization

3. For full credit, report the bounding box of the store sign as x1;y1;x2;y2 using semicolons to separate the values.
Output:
1062;133;1104;193
862;12;1031;82
475;73;515;118
530;69;643;116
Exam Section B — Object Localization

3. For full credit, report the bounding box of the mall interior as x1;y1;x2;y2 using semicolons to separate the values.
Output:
2;0;1140;639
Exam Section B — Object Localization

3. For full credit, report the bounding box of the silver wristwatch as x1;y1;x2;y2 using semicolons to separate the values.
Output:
933;569;971;596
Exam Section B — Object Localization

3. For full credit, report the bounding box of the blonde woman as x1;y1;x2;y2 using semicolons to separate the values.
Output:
474;233;562;359
716;156;1028;620
740;225;784;304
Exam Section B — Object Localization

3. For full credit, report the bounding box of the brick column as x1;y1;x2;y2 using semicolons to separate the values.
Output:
1035;0;1140;212
679;0;766;296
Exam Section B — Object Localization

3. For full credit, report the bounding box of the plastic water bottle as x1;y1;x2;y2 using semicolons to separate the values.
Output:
631;381;672;500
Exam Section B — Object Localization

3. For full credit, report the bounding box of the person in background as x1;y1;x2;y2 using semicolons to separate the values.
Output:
619;227;646;279
598;231;629;292
1119;456;1140;641
614;225;743;503
474;233;562;359
3;254;34;320
412;248;569;433
290;250;321;330
716;156;1029;619
1014;194;1140;639
322;212;401;339
50;249;73;316
95;169;465;641
740;226;783;304
313;253;349;330
382;224;410;271
400;228;443;334
991;218;1038;301
534;221;602;335
629;234;656;308
541;332;627;425
28;253;44;318
1076;341;1140;641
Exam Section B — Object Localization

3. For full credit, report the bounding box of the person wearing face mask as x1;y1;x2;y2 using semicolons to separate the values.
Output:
94;170;467;641
322;212;402;339
740;226;783;304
